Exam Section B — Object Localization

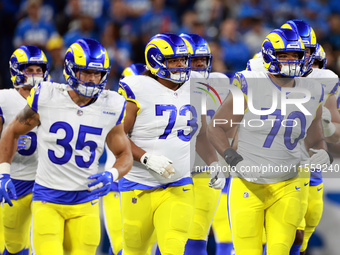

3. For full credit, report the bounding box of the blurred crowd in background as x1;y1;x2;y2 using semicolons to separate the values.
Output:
1;0;340;91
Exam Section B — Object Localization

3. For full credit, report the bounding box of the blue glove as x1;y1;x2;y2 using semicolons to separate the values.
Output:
17;135;31;150
0;174;17;206
87;171;113;197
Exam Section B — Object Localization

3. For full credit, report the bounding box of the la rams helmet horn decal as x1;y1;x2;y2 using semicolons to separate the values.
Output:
64;38;111;98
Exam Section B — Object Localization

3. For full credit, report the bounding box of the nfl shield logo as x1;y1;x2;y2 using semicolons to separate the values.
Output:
77;110;83;116
243;192;249;198
132;198;137;204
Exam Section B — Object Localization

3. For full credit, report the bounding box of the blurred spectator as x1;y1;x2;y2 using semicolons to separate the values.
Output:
46;35;65;83
13;0;58;49
101;22;132;90
219;18;250;72
63;14;100;48
244;17;271;55
18;0;62;23
0;0;20;89
209;40;228;74
139;0;178;44
178;10;198;34
56;0;82;36
326;14;340;51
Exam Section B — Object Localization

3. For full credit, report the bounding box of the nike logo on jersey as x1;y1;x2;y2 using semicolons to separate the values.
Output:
304;182;309;186
91;200;98;205
295;186;301;190
317;187;323;191
183;188;190;192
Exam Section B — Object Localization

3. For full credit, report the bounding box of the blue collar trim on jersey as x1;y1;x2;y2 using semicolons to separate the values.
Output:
118;177;193;192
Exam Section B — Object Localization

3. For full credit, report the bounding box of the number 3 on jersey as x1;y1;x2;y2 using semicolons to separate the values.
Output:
156;104;198;142
48;121;103;168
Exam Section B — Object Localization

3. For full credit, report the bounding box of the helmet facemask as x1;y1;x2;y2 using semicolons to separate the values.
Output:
190;55;212;79
11;62;48;88
150;53;190;84
65;59;109;98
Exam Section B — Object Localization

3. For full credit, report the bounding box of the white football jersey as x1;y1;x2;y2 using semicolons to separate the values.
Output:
0;89;38;180
305;68;339;103
27;82;126;190
233;71;323;184
192;72;230;171
119;72;205;187
246;58;267;72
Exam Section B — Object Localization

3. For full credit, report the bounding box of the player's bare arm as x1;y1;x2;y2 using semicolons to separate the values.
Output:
304;105;324;151
0;105;40;163
0;117;3;136
124;100;147;161
196;114;219;165
207;93;245;157
106;123;133;179
324;94;340;143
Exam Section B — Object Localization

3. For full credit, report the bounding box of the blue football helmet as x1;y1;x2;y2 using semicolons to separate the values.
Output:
145;33;190;83
179;33;212;79
314;43;327;69
9;45;49;88
262;28;306;77
64;38;110;98
281;20;317;73
120;63;147;80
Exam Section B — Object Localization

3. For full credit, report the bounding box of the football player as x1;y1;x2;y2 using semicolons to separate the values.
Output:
0;45;48;255
179;33;230;255
208;28;329;255
281;20;339;255
117;33;220;254
0;38;133;254
103;63;147;255
246;20;339;255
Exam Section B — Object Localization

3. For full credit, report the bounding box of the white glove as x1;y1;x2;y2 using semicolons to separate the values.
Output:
209;162;226;189
140;153;175;178
309;148;333;168
234;160;261;182
321;106;336;137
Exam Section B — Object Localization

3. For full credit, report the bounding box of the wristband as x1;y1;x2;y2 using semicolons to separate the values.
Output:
140;153;148;165
322;122;336;138
223;148;243;167
326;150;334;164
108;168;119;182
0;162;11;175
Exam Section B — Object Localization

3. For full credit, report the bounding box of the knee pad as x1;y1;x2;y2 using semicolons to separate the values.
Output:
282;197;301;228
162;237;186;255
34;208;60;236
78;216;100;246
123;220;143;249
306;200;323;228
3;205;19;229
235;210;261;238
169;202;194;233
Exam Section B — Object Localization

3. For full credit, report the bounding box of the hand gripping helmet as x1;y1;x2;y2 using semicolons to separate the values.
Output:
262;28;306;77
281;20;317;73
179;33;212;79
120;63;147;80
64;38;110;98
9;45;49;88
314;43;327;69
145;33;190;83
